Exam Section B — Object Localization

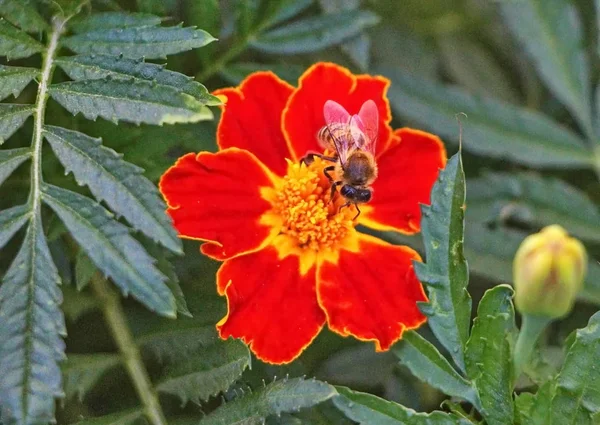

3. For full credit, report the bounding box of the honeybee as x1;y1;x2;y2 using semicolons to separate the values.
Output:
303;99;379;220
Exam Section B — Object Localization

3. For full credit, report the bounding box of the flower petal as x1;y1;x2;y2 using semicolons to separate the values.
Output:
360;128;447;234
214;72;295;176
282;62;393;161
317;233;427;351
217;247;325;364
159;148;279;260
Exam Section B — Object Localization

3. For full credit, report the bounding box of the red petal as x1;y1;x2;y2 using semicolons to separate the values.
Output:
317;234;427;351
159;148;279;260
217;247;325;364
282;62;393;160
214;72;295;176
360;128;447;234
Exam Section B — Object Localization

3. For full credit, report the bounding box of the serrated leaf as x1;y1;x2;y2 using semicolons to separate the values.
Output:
71;409;145;425
464;285;516;425
393;331;480;409
0;217;66;425
0;204;29;249
333;386;473;425
156;338;250;405
136;323;222;364
200;378;337;425
0;18;44;60
63;25;216;59
75;249;96;291
69;12;162;33
55;55;221;105
261;0;313;29
543;312;600;424
467;172;600;243
414;153;471;373
515;382;554;425
379;66;593;168
0;147;30;187
251;9;379;54
43;126;182;253
40;183;176;317
463;222;600;305
0;0;47;32
48;78;213;125
0;65;38;101
0;104;35;144
501;0;593;137
62;353;121;401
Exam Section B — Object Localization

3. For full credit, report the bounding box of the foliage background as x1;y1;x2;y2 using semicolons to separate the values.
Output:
1;0;600;424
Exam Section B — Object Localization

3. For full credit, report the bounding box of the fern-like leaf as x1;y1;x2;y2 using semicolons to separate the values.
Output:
0;217;66;425
70;11;162;33
0;0;48;32
40;183;176;317
62;353;121;401
0;204;29;248
63;25;216;59
43;125;181;253
48;78;213;125
0;147;30;186
0;19;44;60
0;104;35;144
0;65;38;101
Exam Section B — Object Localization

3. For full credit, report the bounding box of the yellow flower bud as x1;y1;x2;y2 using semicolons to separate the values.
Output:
513;225;587;318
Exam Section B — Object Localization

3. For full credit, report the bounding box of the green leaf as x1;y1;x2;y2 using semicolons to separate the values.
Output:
48;78;213;125
414;152;471;373
515;382;554;425
0;18;44;60
69;11;162;33
261;0;314;29
55;55;221;105
62;353;121;401
500;0;593;137
199;378;337;424
0;0;47;32
379;66;593;168
40;183;176;317
63;25;216;59
70;409;145;425
0;204;29;249
464;285;516;425
156;338;250;405
0;65;38;101
543;312;600;424
393;331;480;409
43;126;182;253
250;9;379;54
467;172;600;243
75;249;96;291
0;217;65;425
333;386;473;425
0;147;30;187
0;104;35;144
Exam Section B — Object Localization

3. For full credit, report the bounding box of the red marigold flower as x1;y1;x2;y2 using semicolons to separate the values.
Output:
159;62;447;364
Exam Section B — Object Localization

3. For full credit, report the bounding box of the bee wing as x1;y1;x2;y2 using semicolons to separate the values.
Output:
323;100;352;164
356;99;379;154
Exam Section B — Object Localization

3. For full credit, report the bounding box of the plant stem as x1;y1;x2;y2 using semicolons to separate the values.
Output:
91;275;167;425
513;314;552;380
30;17;64;212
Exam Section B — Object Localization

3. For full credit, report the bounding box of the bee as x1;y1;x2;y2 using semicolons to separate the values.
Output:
302;99;379;220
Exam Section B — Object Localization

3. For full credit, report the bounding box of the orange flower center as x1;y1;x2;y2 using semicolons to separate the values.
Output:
261;157;358;271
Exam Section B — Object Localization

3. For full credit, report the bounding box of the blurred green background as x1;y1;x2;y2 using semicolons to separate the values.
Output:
2;0;600;423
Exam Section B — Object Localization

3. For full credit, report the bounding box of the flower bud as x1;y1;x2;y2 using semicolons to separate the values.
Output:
513;225;587;318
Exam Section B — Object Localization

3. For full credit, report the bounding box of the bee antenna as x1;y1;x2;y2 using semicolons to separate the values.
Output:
455;112;467;152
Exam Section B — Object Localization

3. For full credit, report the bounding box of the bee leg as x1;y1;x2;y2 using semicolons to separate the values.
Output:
352;204;361;221
328;181;342;204
323;165;336;182
301;152;337;165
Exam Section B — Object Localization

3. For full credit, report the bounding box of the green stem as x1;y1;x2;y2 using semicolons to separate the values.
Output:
513;314;552;380
91;276;167;425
